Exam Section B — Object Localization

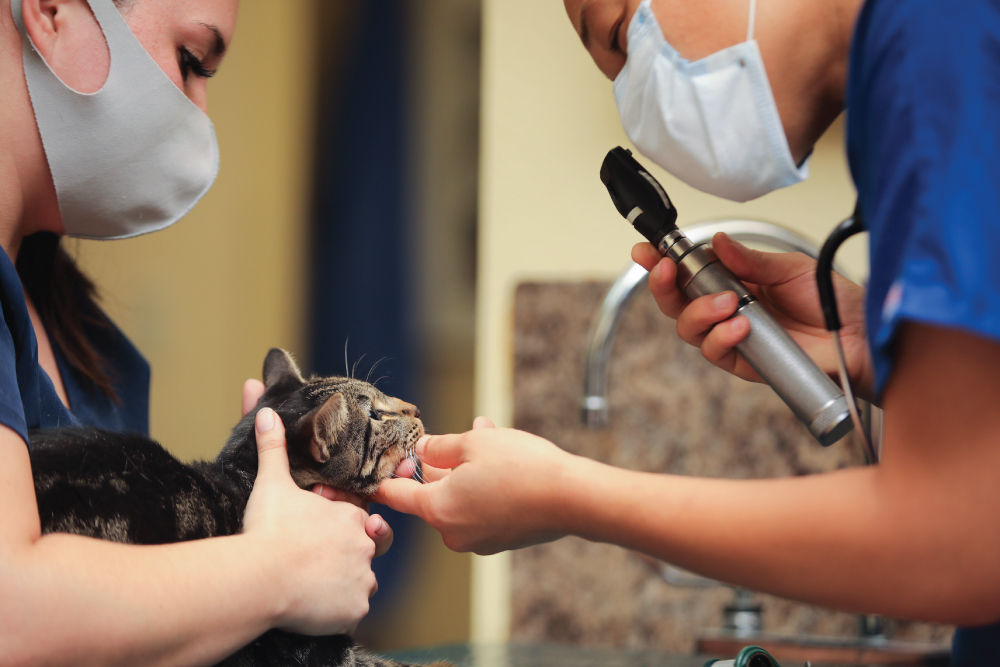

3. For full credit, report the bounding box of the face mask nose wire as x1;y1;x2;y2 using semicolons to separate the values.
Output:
817;205;877;464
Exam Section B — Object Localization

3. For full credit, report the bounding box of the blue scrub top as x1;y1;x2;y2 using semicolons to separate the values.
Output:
0;247;149;445
846;0;1000;662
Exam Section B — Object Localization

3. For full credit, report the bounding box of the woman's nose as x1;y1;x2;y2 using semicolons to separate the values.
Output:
185;81;209;114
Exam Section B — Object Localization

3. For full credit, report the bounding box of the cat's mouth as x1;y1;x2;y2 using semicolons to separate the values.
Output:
390;427;425;483
393;454;420;480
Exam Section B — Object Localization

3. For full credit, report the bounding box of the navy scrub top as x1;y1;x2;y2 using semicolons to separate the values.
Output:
847;0;1000;662
0;248;150;445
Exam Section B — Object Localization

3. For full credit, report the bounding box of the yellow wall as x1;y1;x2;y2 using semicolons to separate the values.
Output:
475;0;863;641
74;1;317;459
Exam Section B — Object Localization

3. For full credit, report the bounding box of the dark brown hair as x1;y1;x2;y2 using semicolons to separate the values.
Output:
16;233;117;400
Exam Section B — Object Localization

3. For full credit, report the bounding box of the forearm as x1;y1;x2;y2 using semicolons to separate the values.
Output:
1;532;285;666
561;456;1000;626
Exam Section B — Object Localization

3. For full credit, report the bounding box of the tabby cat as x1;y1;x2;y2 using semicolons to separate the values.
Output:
29;348;445;667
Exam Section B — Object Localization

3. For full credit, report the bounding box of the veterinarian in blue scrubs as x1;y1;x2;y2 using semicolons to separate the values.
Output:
0;0;392;662
377;1;1000;664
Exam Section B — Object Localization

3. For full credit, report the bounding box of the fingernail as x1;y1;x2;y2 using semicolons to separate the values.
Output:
415;435;429;456
374;516;389;536
256;408;275;432
714;292;735;311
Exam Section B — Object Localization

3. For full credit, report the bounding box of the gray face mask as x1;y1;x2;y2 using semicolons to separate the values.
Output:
12;0;219;240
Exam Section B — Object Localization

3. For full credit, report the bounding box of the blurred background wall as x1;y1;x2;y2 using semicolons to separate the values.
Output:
69;0;867;654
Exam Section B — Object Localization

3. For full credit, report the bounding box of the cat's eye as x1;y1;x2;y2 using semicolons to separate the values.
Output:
369;407;381;420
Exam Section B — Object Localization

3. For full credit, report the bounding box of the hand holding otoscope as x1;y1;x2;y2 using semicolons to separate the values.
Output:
600;147;852;446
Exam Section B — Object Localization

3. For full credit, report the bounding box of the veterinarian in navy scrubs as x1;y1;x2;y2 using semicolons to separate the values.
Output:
0;0;392;662
377;1;1000;664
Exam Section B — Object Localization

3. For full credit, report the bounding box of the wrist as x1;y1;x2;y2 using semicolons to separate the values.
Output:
549;454;609;540
239;531;291;629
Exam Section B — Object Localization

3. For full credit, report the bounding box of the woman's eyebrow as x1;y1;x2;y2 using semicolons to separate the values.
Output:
199;22;227;57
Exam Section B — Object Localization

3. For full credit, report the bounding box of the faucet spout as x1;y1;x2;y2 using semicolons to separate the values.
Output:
580;219;831;428
580;262;648;427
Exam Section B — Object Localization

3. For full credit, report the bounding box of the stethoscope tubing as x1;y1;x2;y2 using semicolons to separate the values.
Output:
817;204;877;463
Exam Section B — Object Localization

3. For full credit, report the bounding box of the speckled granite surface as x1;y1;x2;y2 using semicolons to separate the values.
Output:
388;642;709;667
510;281;951;654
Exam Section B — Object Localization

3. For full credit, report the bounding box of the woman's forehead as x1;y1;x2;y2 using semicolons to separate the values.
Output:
125;0;238;45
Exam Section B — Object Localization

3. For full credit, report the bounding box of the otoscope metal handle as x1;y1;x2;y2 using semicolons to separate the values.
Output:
600;146;851;446
663;235;852;446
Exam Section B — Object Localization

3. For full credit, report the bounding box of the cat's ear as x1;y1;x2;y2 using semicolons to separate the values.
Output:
309;393;349;463
263;348;305;390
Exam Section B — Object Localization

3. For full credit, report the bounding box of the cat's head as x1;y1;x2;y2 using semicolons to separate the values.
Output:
251;348;424;496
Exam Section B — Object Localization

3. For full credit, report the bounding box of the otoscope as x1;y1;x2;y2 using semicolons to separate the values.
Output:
600;147;852;446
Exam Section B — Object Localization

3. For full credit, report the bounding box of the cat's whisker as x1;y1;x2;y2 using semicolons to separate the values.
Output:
365;357;389;383
372;375;388;388
351;353;367;380
405;449;426;484
343;337;351;377
392;467;426;484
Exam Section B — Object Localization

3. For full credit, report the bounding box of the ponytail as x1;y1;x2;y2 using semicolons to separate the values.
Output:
16;233;117;401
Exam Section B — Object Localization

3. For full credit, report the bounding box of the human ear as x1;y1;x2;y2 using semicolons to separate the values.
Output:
18;0;110;93
18;0;60;53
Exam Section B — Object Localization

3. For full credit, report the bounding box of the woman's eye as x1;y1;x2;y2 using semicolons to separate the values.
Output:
178;47;217;82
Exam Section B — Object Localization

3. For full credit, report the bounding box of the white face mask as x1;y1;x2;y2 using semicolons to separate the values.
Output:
12;0;219;240
614;0;807;202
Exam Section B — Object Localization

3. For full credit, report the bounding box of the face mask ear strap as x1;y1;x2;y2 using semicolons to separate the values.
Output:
746;0;758;42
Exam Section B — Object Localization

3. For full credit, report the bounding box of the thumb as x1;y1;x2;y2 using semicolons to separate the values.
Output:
254;408;291;482
472;415;496;430
712;232;810;287
417;433;468;469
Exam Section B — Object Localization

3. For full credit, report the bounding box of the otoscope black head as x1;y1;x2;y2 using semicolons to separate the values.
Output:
600;147;678;246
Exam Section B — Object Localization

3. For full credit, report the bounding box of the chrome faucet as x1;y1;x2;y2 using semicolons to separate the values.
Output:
580;219;830;428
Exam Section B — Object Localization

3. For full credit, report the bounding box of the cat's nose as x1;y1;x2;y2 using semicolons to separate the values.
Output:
400;402;420;419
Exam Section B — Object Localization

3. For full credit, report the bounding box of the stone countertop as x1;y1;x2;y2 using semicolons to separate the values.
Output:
509;281;951;656
387;642;710;667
